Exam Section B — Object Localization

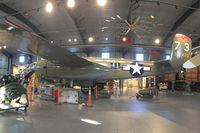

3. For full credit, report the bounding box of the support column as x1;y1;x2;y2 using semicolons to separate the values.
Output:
185;81;191;93
70;80;73;88
119;80;123;96
171;81;175;92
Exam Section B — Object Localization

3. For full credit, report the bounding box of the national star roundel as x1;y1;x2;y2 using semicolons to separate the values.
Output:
129;62;144;77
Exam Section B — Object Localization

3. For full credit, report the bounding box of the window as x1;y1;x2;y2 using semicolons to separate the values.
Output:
19;55;25;63
166;55;170;60
136;54;144;61
102;52;110;59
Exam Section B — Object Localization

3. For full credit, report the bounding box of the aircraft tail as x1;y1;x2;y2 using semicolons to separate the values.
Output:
170;34;192;69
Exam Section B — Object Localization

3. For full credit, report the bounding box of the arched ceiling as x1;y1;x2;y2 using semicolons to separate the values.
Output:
0;0;200;59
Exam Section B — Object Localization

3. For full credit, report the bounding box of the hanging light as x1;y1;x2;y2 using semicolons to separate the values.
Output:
155;38;160;44
97;0;107;7
88;37;94;42
67;0;75;8
45;2;53;13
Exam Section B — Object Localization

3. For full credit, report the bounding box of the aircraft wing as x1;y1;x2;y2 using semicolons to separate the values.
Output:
0;24;93;67
183;53;200;68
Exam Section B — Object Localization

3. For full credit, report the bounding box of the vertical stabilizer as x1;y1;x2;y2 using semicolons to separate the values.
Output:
170;34;192;70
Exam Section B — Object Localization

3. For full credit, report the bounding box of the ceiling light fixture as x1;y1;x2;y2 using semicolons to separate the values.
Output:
122;37;127;42
74;38;77;42
97;0;107;7
3;46;6;49
105;20;110;22
50;41;53;44
68;39;72;42
88;37;94;42
150;15;155;19
155;38;160;44
45;2;53;13
105;37;108;41
67;0;75;8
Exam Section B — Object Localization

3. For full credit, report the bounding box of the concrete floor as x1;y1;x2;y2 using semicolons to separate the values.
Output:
0;91;200;133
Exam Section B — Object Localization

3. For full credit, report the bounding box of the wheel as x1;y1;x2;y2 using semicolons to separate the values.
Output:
81;88;89;94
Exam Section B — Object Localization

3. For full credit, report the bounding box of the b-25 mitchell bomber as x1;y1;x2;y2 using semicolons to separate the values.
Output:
0;24;192;86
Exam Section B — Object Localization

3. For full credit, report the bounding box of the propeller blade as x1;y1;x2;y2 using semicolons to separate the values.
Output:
133;30;141;39
125;28;131;35
133;16;141;26
124;19;131;27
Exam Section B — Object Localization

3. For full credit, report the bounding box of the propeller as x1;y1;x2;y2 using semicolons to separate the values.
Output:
123;16;141;37
115;15;163;39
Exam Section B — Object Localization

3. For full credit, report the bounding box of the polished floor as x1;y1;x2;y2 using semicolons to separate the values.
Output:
0;91;200;133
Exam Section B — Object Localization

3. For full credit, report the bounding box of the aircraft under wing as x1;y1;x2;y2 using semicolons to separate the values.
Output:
0;24;93;67
183;53;200;68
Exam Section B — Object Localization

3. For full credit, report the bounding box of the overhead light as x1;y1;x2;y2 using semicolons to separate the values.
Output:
45;2;53;13
67;0;75;8
150;15;155;19
88;37;94;42
105;37;108;41
116;15;122;20
155;38;160;44
50;41;53;44
3;46;6;49
105;20;110;22
7;26;14;30
122;37;127;42
68;39;72;42
111;17;115;20
74;38;77;42
97;0;107;7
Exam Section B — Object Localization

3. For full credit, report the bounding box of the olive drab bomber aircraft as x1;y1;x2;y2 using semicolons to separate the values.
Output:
0;24;192;82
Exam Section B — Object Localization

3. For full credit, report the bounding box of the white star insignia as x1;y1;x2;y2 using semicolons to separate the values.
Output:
130;62;142;75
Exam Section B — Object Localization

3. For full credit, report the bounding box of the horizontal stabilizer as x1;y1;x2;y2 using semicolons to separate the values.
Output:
183;53;200;68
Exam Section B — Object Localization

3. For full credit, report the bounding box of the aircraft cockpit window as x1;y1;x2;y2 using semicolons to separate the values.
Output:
110;63;120;69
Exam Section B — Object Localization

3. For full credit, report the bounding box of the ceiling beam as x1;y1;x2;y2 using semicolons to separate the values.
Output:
65;8;90;56
62;43;171;50
163;0;200;45
0;3;45;38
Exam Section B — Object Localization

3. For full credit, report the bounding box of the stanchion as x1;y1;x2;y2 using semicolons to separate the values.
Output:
87;86;92;107
32;74;35;100
57;88;61;105
29;78;32;101
95;85;98;100
52;87;55;97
